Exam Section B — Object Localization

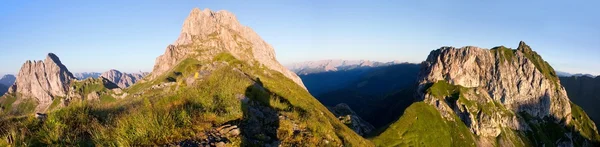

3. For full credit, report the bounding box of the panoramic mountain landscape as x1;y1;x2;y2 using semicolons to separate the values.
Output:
1;1;599;147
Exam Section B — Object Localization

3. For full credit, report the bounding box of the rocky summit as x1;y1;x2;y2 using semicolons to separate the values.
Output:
100;69;147;88
375;41;599;146
149;8;304;89
418;42;572;134
7;53;75;112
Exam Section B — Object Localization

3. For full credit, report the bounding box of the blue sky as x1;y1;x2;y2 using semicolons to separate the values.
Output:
1;0;599;75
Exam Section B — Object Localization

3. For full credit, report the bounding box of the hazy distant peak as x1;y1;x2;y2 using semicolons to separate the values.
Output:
287;59;405;75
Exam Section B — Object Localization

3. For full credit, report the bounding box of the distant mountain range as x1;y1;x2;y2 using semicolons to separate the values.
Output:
286;60;406;75
0;74;16;96
73;72;102;80
100;69;148;88
556;71;598;78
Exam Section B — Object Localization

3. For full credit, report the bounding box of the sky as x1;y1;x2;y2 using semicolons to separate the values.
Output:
1;0;599;76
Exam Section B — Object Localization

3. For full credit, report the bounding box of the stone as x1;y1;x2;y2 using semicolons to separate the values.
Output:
7;53;75;112
86;91;100;101
147;8;306;89
215;142;225;147
417;42;572;137
328;103;375;136
100;69;148;88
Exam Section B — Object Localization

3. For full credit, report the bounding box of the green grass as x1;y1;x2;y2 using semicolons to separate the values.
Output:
426;80;463;100
48;97;63;111
372;102;476;147
0;54;373;146
570;102;600;143
13;98;37;115
213;52;243;65
0;94;18;112
491;46;516;63
518;44;560;89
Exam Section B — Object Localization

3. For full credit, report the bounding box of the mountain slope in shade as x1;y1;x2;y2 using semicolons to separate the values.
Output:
560;75;600;129
3;53;76;112
73;72;102;80
100;69;148;88
302;63;421;129
375;42;599;146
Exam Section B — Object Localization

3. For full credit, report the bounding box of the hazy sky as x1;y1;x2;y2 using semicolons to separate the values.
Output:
1;0;599;75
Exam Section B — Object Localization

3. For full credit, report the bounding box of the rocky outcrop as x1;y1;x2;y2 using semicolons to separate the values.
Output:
328;103;375;136
73;72;101;80
417;41;578;141
7;53;75;112
287;60;404;75
149;8;305;89
100;69;147;88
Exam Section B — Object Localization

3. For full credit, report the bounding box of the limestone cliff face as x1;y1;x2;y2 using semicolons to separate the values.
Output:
417;41;573;137
100;69;147;88
8;53;75;112
150;8;305;89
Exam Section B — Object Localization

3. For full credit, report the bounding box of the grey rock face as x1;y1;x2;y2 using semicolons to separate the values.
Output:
417;42;572;137
8;53;75;112
328;103;375;136
149;8;305;89
100;69;147;88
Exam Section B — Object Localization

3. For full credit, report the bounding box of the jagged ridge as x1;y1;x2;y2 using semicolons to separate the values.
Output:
376;41;599;146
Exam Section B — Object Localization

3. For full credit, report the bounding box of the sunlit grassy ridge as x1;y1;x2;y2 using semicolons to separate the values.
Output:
0;53;371;146
372;102;476;147
375;79;599;146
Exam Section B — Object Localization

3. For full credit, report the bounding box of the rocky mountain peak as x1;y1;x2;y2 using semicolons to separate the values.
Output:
100;69;146;88
7;53;75;112
150;8;305;89
517;41;532;52
418;42;575;138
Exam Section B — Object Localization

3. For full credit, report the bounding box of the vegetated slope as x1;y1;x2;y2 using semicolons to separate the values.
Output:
0;8;372;146
560;75;600;128
374;41;600;146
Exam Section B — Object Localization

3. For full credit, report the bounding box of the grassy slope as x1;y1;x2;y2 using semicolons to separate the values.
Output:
0;53;372;146
372;102;476;147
